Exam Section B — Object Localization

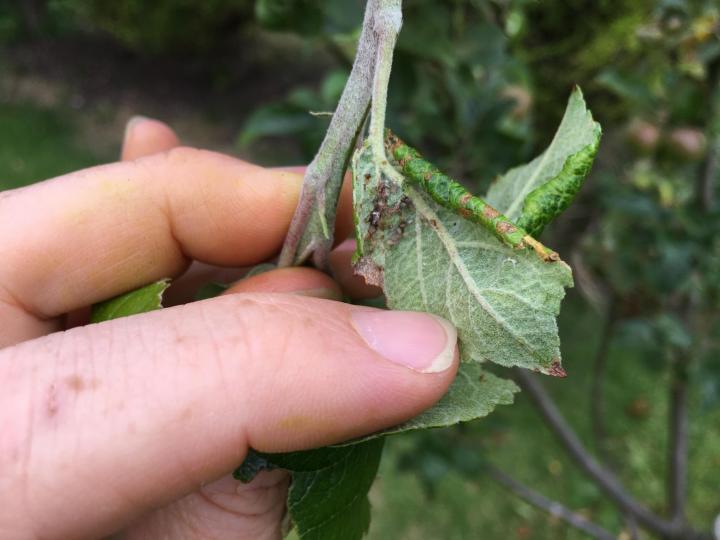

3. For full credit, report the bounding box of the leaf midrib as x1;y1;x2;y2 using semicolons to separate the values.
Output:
406;186;542;364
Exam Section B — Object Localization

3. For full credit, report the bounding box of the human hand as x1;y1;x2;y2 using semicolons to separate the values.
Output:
0;117;459;539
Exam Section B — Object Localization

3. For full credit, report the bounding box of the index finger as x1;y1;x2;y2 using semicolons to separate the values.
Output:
0;148;351;345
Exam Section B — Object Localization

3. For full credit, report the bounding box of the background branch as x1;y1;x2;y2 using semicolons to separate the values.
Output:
487;465;617;540
700;59;720;212
512;368;712;539
668;353;689;530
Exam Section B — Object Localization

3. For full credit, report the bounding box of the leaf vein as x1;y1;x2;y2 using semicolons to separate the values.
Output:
407;186;541;361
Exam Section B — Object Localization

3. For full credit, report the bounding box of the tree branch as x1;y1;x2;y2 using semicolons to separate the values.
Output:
700;59;720;212
278;0;380;269
487;465;617;540
668;354;689;529
512;368;712;540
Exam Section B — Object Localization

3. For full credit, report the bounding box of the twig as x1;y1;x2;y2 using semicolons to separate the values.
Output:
668;354;689;530
487;465;617;540
512;368;712;540
367;0;402;155
278;0;380;269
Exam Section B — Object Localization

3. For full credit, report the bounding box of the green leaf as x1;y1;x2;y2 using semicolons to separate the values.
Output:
236;439;384;540
90;279;170;323
194;282;229;301
486;88;601;230
255;0;324;35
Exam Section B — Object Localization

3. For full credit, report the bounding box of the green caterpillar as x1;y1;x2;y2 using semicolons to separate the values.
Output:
385;131;558;262
516;138;600;237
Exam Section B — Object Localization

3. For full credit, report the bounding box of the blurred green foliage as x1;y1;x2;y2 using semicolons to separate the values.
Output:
0;102;103;190
0;0;255;52
241;0;534;182
62;0;254;53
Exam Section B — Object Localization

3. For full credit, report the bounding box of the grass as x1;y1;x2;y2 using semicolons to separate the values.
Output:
0;101;106;190
1;102;717;540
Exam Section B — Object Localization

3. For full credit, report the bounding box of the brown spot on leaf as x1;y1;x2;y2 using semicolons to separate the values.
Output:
547;360;567;378
458;208;472;218
354;256;384;287
483;206;500;219
459;193;472;206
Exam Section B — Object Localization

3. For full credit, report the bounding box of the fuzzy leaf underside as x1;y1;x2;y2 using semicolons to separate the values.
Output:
391;185;572;372
352;142;573;374
90;279;169;322
486;88;601;228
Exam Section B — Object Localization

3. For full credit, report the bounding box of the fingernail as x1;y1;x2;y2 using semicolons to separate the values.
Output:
351;310;456;373
123;115;149;142
291;287;343;301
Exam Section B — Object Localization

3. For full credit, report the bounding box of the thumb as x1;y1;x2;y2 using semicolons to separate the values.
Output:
0;293;458;540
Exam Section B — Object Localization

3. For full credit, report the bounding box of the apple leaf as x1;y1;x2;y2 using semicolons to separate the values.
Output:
486;87;601;234
90;279;170;323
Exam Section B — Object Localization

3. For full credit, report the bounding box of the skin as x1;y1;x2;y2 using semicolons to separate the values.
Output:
0;119;457;540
